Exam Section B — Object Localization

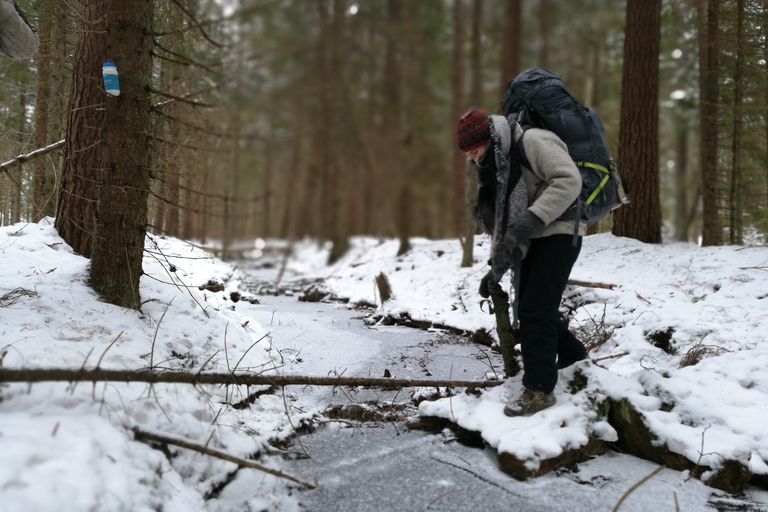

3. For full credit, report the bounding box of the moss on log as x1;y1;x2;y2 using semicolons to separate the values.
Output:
608;398;752;493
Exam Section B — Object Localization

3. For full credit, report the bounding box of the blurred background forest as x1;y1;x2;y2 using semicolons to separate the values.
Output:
1;0;766;262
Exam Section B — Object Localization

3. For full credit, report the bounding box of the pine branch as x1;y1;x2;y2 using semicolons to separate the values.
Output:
145;85;215;108
168;0;228;48
150;44;222;76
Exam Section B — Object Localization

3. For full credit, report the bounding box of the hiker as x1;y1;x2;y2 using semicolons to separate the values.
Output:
0;0;38;61
457;108;588;417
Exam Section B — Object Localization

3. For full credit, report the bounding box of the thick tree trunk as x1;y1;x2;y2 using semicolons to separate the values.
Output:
55;0;107;257
698;0;721;246
611;0;662;244
89;0;154;309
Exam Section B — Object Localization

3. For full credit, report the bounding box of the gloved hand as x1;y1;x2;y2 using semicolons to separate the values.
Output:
479;269;502;298
506;210;545;249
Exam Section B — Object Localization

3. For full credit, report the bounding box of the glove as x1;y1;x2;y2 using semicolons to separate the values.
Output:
479;270;502;298
506;210;545;249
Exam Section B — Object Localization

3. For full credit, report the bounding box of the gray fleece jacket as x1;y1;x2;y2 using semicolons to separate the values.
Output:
513;122;584;239
485;115;582;272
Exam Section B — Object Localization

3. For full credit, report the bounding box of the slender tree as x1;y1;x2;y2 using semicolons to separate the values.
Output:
462;0;483;268
452;0;466;240
31;0;53;222
728;0;746;245
612;0;662;243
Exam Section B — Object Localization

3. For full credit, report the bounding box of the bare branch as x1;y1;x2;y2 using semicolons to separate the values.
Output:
133;427;317;489
167;0;228;48
146;85;215;108
1;139;66;174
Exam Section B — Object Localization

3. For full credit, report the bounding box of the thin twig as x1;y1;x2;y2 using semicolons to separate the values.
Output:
611;465;665;512
233;333;270;372
149;300;173;370
95;332;124;369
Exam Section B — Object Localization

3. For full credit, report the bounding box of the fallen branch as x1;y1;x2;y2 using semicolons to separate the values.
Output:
0;368;503;389
133;428;317;489
568;280;616;290
591;352;629;364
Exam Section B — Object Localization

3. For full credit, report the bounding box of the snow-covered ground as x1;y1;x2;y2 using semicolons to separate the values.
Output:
1;219;768;511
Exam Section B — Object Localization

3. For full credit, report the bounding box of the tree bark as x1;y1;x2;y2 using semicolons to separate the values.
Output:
500;0;523;98
611;0;662;244
327;0;350;264
728;0;745;245
452;0;466;239
89;0;154;309
674;110;690;241
31;0;53;222
698;0;722;246
461;0;483;268
55;0;107;257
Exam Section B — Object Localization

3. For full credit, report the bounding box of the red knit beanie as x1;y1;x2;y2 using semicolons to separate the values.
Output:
457;109;491;152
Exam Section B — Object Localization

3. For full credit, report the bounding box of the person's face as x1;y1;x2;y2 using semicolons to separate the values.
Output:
464;143;489;164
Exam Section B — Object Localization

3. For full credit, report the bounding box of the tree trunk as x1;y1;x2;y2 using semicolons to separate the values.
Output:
327;0;350;264
55;0;107;257
396;0;416;257
11;91;27;223
89;0;154;309
611;0;662;244
727;0;745;245
674;110;689;242
31;0;52;222
379;0;404;245
165;101;181;237
765;0;768;225
698;0;721;246
537;0;552;69
452;0;466;239
500;0;522;97
462;0;483;268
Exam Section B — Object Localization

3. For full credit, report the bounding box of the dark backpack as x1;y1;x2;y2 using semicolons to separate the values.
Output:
501;67;628;226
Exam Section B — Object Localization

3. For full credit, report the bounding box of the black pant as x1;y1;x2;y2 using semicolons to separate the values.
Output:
518;234;587;394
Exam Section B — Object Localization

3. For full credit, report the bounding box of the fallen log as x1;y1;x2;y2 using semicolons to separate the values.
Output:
0;368;503;389
568;279;616;290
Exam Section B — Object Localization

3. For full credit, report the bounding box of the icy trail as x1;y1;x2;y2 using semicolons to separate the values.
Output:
234;288;748;512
